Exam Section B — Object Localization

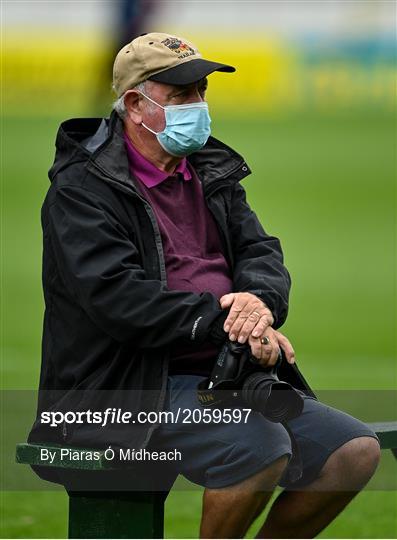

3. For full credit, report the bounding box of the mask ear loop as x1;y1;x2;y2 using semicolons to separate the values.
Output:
136;90;165;135
137;90;165;110
141;122;158;135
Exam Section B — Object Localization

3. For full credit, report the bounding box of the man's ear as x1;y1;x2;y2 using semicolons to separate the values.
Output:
124;90;143;125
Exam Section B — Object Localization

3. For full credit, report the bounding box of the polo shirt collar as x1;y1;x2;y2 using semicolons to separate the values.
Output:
124;132;192;188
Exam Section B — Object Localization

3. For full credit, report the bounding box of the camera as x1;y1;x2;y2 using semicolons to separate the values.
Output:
197;340;304;423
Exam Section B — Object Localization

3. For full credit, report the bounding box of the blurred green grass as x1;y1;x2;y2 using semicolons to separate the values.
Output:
1;111;396;538
1;489;396;538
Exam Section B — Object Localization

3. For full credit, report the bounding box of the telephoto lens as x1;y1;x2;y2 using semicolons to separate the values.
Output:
241;372;304;422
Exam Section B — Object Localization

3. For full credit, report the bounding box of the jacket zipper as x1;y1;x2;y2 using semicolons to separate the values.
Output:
204;182;235;270
203;161;250;270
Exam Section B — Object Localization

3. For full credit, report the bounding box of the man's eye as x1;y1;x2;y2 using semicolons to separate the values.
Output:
173;91;188;99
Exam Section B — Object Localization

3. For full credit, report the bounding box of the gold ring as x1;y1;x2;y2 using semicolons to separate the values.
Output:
252;311;261;317
260;336;271;345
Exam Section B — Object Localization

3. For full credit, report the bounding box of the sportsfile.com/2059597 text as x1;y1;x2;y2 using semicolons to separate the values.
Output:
40;407;253;427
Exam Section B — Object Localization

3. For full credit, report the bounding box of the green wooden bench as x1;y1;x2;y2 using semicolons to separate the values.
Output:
15;442;169;539
16;421;397;539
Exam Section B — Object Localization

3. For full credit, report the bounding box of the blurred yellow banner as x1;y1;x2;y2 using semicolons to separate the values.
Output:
3;30;395;117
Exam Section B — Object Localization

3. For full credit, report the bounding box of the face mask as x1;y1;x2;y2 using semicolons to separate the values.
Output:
138;91;211;157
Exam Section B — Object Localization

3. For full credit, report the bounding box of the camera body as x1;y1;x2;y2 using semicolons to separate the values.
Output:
197;341;304;422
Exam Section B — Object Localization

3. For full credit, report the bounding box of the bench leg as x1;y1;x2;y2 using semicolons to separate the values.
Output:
68;492;165;539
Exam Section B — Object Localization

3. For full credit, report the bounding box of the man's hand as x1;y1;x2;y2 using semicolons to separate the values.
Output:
220;292;274;344
219;292;295;366
247;327;296;367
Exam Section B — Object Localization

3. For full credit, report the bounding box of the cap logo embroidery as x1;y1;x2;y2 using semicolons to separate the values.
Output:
161;37;195;59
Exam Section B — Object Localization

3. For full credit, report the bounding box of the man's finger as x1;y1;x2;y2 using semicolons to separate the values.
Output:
255;329;279;367
248;336;264;361
258;341;273;367
219;293;235;309
275;331;295;364
223;300;250;333
236;312;272;344
249;313;274;339
227;302;263;340
267;341;280;367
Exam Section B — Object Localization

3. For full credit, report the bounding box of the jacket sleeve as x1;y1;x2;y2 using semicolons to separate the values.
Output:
229;182;291;328
47;185;224;347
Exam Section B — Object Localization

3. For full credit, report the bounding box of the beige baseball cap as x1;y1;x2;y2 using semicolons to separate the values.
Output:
113;32;235;97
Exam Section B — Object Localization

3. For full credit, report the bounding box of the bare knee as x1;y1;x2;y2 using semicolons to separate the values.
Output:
207;453;289;496
248;454;290;492
321;436;381;489
336;436;380;476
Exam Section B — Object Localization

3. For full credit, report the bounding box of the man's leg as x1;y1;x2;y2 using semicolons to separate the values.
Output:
255;436;380;539
200;455;289;539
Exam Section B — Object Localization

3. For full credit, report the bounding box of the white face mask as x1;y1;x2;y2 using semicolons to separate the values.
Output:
138;91;212;157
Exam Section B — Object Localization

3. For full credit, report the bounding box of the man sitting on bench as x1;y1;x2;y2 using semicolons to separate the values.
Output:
28;32;380;538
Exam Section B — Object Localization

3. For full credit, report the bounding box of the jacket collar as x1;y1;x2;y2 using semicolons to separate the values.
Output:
51;111;251;192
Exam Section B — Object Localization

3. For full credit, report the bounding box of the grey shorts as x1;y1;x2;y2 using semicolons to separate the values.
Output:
148;374;379;489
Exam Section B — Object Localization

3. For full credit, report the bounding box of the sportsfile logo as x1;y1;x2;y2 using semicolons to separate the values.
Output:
162;37;196;59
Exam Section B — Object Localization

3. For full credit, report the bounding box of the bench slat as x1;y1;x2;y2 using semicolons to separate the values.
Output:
16;443;113;470
367;421;397;450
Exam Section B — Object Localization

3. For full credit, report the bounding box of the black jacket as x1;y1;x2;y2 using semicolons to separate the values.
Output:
28;111;314;481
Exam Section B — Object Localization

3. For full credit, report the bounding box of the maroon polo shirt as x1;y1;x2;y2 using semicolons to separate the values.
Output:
124;133;233;375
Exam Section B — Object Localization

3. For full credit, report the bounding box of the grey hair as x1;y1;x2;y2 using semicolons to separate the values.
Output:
112;81;148;119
